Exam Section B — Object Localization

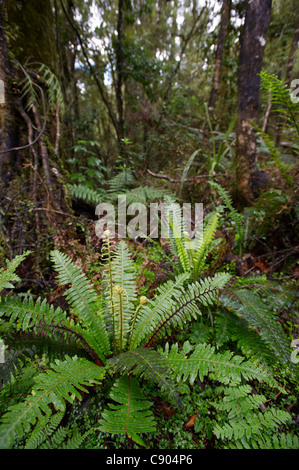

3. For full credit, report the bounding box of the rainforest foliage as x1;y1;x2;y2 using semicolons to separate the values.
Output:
0;0;298;450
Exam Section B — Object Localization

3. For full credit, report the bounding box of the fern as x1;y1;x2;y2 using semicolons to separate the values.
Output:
221;289;295;369
260;71;299;146
24;411;88;449
212;384;295;448
0;240;285;449
68;183;106;205
209;181;246;255
98;375;156;446
143;273;231;347
0;251;30;292
0;347;36;390
50;250;111;363
107;348;180;405
0;356;105;449
215;309;277;370
163;342;277;388
166;203;222;280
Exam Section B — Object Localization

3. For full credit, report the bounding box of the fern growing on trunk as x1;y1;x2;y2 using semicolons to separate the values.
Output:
0;241;291;449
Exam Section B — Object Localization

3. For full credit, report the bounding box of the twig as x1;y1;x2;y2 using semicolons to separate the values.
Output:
146;169;228;183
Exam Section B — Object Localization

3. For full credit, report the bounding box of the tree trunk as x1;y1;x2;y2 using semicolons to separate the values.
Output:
236;0;272;206
116;0;126;158
285;16;299;86
208;0;231;110
0;0;18;185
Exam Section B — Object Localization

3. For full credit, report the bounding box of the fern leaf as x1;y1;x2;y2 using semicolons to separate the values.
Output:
68;183;105;205
215;310;277;369
191;210;220;279
144;273;231;347
163;341;277;388
0;356;104;449
102;241;137;352
0;347;36;390
98;375;155;444
213;385;292;446
221;289;294;368
50;250;111;362
129;273;189;350
0;251;30;292
107;348;180;405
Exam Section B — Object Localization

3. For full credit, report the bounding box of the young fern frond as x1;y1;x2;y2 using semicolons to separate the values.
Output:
129;273;189;350
190;210;220;280
0;356;105;449
98;375;155;446
102;240;137;352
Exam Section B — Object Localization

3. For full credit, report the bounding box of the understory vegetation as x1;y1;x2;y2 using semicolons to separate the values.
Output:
0;0;299;451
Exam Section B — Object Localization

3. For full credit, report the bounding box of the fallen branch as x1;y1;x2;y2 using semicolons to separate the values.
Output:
146;169;228;183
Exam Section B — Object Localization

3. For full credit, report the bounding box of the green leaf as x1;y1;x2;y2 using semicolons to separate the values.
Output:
98;375;156;441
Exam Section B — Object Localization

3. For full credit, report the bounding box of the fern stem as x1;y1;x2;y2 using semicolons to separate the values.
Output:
106;233;116;354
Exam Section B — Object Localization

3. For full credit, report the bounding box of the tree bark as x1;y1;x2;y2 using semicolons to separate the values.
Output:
236;0;272;206
208;0;231;110
285;16;299;86
115;0;128;160
0;0;18;185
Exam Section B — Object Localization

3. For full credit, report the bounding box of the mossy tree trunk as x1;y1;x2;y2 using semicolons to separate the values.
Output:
3;0;71;212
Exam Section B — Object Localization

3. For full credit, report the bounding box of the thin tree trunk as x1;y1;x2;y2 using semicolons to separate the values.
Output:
285;16;299;86
0;0;17;184
236;0;272;206
208;0;231;110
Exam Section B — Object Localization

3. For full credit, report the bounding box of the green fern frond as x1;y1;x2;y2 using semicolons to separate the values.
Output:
221;289;294;368
29;62;65;114
50;250;111;362
0;356;105;449
125;186;168;205
144;272;231;347
215;310;277;369
163;341;277;388
0;295;67;331
68;183;106;205
25;411;87;449
103;241;137;352
129;273;189;350
0;347;36;390
107;348;180;405
24;410;64;449
260;71;299;139
258;433;299;449
0;295;99;362
191;210;220;279
107;168;135;196
98;375;155;445
213;384;293;447
0;251;30;292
